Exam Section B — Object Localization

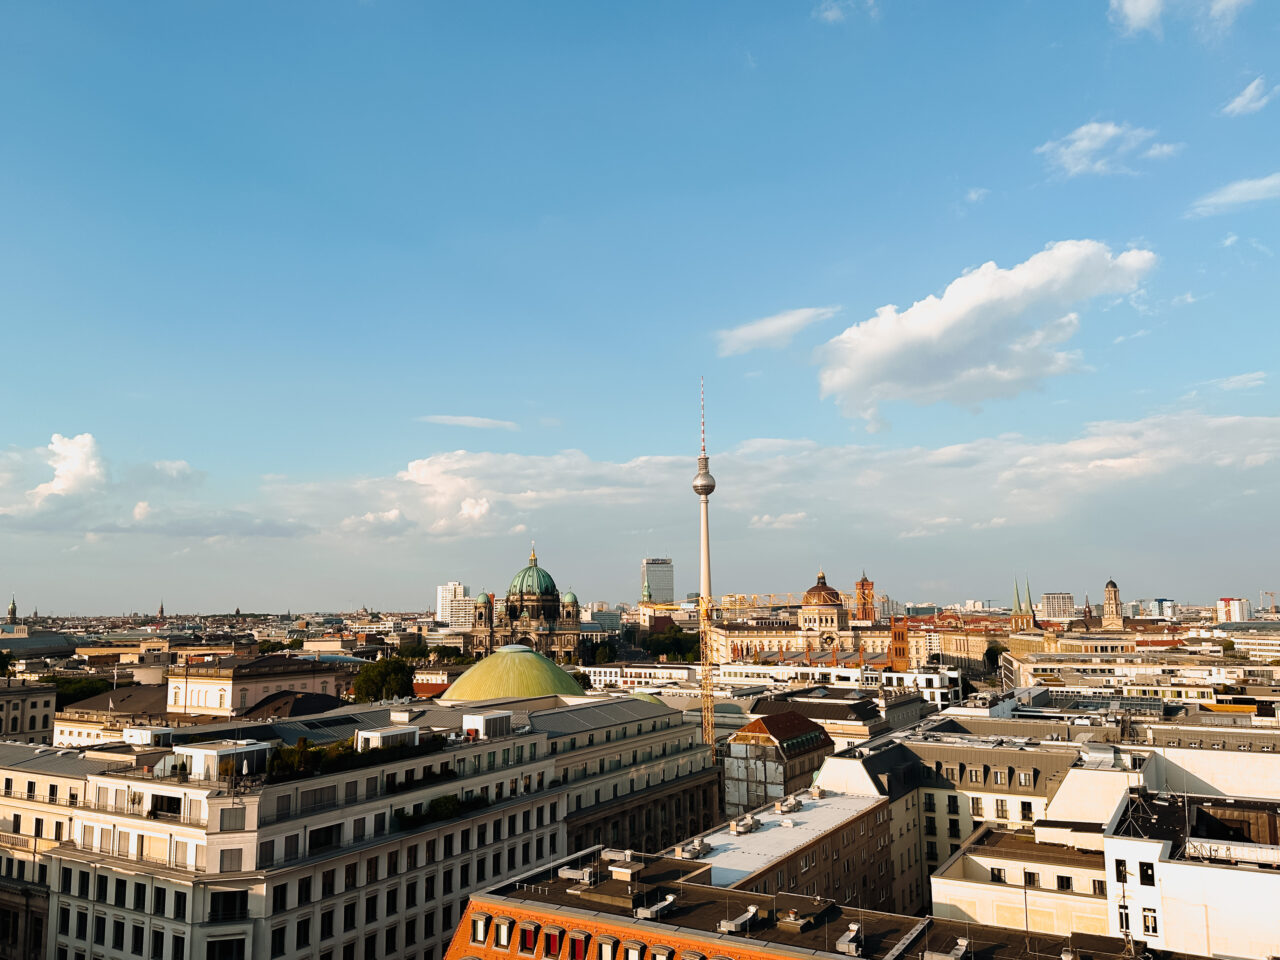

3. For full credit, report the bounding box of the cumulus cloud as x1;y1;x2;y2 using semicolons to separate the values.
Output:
1109;0;1163;33
1188;172;1280;217
1143;141;1183;159
132;501;151;522
7;412;1280;605
1223;76;1276;116
417;415;519;431
816;240;1157;424
28;433;106;507
716;306;841;357
340;508;412;535
1036;122;1167;177
749;512;808;530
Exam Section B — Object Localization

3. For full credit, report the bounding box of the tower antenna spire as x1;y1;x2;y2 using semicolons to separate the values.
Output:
700;375;706;456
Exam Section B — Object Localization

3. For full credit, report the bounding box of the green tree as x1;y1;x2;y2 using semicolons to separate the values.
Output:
573;671;592;690
352;658;414;702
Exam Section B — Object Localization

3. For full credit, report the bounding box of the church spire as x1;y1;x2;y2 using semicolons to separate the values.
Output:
1013;579;1023;614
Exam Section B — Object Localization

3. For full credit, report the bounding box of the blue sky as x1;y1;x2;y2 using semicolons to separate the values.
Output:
2;1;1277;613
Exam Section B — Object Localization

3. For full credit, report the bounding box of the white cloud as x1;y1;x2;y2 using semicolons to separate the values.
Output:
1143;141;1183;159
965;187;990;204
1113;328;1151;344
132;501;151;522
28;433;106;507
1188;172;1280;217
1223;76;1277;116
1209;371;1266;391
812;0;875;23
340;508;411;535
7;412;1280;606
1109;0;1252;34
1036;122;1164;177
1208;0;1252;26
716;306;841;357
1171;292;1198;306
1221;233;1239;247
816;240;1157;423
418;415;519;431
154;460;192;479
1109;0;1163;34
749;512;808;530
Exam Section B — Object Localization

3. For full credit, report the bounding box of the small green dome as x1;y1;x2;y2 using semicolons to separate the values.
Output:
474;592;492;607
508;547;558;597
444;644;584;701
563;590;578;604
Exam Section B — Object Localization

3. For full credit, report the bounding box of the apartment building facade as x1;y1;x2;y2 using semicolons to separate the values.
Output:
29;693;715;960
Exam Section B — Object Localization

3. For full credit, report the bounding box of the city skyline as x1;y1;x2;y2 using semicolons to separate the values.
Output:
2;3;1277;610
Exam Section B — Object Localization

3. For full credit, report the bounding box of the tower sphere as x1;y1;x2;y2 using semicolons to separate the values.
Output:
692;456;716;496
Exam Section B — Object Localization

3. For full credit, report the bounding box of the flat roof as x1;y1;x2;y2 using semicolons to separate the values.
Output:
683;791;884;886
969;828;1104;869
473;849;1208;960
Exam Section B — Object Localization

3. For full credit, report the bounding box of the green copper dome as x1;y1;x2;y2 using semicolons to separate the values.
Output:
508;546;558;597
562;589;577;604
443;644;584;701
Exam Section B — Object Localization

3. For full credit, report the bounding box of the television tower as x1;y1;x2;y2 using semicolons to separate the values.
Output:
692;377;717;750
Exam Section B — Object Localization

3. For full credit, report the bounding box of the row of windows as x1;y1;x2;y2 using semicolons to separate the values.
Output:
55;913;186;960
262;804;558;883
59;867;189;921
271;832;556;918
988;867;1105;894
549;719;673;757
270;906;452;958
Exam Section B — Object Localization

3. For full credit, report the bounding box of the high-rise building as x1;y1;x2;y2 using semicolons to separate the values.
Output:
1149;597;1177;619
435;581;473;627
1217;597;1252;623
640;558;674;605
1039;592;1075;620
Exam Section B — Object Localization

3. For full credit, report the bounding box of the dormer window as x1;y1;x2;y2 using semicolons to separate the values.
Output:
543;927;564;958
598;937;618;960
518;923;540;955
494;919;514;949
471;914;492;945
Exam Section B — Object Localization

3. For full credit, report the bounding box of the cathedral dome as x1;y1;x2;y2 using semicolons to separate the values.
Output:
802;570;841;606
1105;579;1118;590
475;592;492;607
508;547;558;598
443;644;584;701
562;590;578;605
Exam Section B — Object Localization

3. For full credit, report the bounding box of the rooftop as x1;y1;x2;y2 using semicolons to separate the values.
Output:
472;847;1205;960
676;789;883;886
966;827;1104;870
